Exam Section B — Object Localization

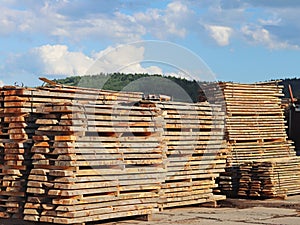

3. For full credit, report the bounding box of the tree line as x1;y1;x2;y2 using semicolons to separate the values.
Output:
54;74;300;102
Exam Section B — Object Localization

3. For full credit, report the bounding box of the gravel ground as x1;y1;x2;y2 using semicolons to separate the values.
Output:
2;196;300;225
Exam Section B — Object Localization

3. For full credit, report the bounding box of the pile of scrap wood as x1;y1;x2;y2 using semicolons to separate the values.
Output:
204;81;300;198
0;78;227;224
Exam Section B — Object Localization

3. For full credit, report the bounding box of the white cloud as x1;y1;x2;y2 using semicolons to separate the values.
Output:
133;1;193;39
2;45;94;77
88;44;162;74
31;45;94;75
241;25;299;50
2;44;163;82
205;25;233;46
0;80;4;87
1;0;300;53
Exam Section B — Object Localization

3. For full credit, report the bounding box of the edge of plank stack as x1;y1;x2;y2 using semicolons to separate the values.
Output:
139;101;228;210
203;81;300;198
160;101;227;209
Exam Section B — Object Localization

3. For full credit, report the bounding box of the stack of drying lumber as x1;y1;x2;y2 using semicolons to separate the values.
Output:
238;157;300;198
207;82;300;198
0;86;36;219
24;102;165;224
139;101;227;209
0;83;143;219
0;78;229;224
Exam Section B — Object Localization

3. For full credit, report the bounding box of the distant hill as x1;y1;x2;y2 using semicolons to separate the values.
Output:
54;73;202;102
54;74;300;102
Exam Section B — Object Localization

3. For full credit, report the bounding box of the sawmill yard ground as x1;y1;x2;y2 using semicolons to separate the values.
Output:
2;196;300;225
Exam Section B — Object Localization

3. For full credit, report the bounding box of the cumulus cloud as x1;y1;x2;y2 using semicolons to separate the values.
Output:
205;25;233;46
1;0;300;53
241;25;299;50
133;1;193;39
35;45;95;75
0;1;194;43
2;44;163;83
4;45;94;76
89;44;162;74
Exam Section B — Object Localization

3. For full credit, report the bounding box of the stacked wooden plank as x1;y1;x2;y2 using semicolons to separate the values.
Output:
204;82;300;198
238;157;300;198
0;79;229;223
24;102;165;224
0;86;37;219
0;83;143;220
139;101;227;209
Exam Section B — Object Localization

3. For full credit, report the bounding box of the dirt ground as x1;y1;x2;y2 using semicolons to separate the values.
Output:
2;196;300;225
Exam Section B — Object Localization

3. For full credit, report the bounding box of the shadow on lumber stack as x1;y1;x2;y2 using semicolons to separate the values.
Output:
204;81;300;198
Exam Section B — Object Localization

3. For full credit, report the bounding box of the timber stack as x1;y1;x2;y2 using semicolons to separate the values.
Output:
139;101;227;210
0;81;143;219
203;82;300;198
24;102;165;223
0;78;227;224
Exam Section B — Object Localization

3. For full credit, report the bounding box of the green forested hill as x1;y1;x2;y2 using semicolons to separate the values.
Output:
54;74;300;101
54;73;202;102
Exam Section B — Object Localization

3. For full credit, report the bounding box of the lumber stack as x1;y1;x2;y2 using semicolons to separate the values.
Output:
140;101;227;209
203;82;300;198
24;102;165;224
0;83;143;220
0;86;37;219
0;79;229;223
238;157;300;198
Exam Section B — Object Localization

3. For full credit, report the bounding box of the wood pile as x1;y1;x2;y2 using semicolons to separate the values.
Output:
205;82;300;198
140;101;227;209
237;157;300;198
24;102;165;224
0;79;228;224
0;87;36;219
0;82;143;219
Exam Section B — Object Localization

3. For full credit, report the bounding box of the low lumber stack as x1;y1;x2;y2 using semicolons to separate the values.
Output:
150;101;227;209
238;157;300;198
24;102;165;224
212;82;300;198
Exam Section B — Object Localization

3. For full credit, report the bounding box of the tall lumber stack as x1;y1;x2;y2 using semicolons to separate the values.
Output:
139;101;227;209
0;83;143;220
24;102;165;224
0;86;35;219
208;82;300;198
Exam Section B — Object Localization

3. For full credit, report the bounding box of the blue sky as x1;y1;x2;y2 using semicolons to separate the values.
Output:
0;0;300;86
